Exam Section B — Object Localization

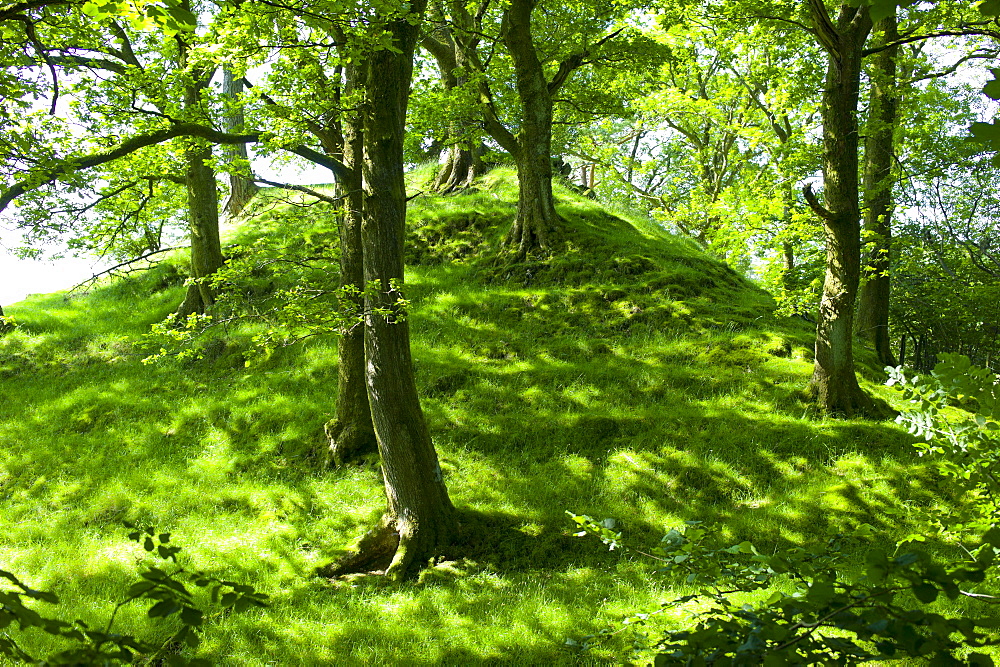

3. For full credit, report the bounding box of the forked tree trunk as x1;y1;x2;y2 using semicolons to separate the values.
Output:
221;67;259;219
327;76;377;466
321;0;456;580
805;1;877;416
501;0;561;259
177;142;224;318
856;12;898;367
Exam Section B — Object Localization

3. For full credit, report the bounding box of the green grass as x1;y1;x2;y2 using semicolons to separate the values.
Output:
0;168;983;663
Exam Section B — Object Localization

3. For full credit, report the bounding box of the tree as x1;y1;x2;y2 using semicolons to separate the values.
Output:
855;11;899;367
446;0;626;259
312;0;457;577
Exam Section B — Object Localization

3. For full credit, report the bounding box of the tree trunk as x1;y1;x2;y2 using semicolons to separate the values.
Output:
221;67;259;219
502;0;561;260
856;12;898;368
176;25;223;319
433;142;483;193
327;67;377;466
177;141;223;318
806;2;877;416
321;1;457;580
423;32;485;193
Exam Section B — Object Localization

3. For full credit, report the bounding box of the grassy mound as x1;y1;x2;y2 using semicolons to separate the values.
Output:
0;168;968;663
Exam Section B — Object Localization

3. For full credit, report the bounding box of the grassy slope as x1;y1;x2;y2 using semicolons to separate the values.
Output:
0;168;970;663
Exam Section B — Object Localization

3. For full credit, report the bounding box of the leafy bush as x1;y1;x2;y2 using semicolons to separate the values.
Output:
569;515;1000;665
0;525;267;665
887;353;1000;542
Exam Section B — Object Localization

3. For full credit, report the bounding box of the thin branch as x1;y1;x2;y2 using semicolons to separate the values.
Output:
253;178;342;205
70;246;185;292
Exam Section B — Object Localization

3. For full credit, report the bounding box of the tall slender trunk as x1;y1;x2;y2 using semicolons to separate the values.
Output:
501;0;560;259
856;12;898;367
321;0;456;580
221;67;258;219
805;1;877;416
327;67;377;465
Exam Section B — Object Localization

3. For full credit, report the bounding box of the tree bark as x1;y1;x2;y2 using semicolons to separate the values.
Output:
177;141;224;317
805;1;877;416
321;0;457;580
501;0;561;259
326;67;377;466
176;18;223;318
856;12;898;367
221;66;259;219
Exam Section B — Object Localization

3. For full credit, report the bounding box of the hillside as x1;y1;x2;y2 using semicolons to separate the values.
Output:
0;168;959;663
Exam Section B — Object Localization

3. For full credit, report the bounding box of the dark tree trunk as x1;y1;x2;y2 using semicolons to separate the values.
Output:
856;12;898;367
221;67;259;219
501;0;561;259
805;1;877;416
899;332;907;366
177;141;223;318
327;67;377;466
321;0;457;580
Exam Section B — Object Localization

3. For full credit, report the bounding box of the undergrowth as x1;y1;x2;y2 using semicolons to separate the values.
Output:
0;167;985;663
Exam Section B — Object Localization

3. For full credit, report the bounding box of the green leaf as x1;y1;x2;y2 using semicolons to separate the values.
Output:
912;582;938;604
180;606;203;627
147;599;180;618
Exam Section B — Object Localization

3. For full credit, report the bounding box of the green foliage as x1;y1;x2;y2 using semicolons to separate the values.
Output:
0;526;267;665
888;354;1000;541
571;515;1000;665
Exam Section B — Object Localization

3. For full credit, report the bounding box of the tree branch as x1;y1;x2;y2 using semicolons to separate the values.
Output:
803;182;833;220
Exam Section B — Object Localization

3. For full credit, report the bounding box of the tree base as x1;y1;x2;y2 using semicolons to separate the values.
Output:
324;418;378;467
317;511;456;582
806;381;895;419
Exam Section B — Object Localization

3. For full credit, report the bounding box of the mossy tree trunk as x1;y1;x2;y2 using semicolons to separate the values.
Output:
804;0;877;416
856;12;898;367
322;1;457;579
176;19;223;319
327;66;377;466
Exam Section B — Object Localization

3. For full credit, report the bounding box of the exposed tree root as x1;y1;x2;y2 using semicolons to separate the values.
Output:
317;512;455;582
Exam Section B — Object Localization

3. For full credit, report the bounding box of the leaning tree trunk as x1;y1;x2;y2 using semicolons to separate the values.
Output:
177;141;224;318
221;66;259;219
805;1;877;416
326;68;377;466
501;0;560;259
321;0;456;580
856;12;898;368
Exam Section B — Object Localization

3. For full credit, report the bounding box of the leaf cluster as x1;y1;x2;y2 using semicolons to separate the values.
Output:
569;514;1000;665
